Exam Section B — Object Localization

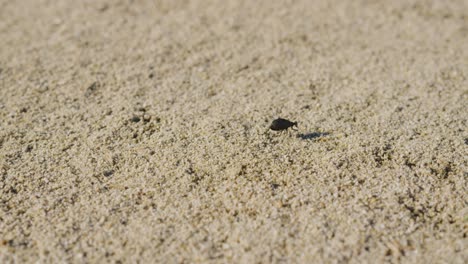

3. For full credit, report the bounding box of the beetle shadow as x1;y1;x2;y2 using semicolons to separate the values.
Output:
296;132;330;140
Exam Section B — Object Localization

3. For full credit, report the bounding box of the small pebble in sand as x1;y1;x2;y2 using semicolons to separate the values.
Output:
269;118;297;131
130;116;141;123
103;170;114;177
85;82;99;97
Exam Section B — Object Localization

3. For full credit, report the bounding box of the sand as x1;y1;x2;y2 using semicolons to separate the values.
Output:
0;0;467;263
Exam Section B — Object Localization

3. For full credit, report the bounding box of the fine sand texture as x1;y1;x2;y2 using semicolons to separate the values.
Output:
1;0;467;263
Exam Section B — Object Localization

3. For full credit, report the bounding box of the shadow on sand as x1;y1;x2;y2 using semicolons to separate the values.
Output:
296;132;330;140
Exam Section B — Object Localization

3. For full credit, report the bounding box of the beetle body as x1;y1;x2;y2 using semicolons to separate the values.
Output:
270;118;297;131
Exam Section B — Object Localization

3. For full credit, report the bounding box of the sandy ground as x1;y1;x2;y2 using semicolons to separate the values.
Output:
0;0;467;263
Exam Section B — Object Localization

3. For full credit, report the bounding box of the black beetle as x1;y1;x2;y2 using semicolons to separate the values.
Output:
269;118;297;131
